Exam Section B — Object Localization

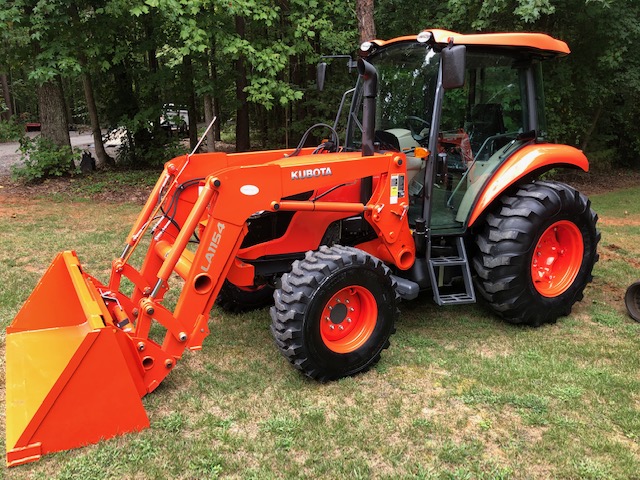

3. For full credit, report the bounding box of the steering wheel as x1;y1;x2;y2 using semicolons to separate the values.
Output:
405;116;431;143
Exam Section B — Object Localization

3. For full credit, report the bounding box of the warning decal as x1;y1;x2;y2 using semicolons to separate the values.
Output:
390;174;405;205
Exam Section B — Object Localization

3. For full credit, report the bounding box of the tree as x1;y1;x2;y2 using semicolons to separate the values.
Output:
356;0;376;42
1;0;72;151
38;78;72;151
234;15;251;151
1;73;13;120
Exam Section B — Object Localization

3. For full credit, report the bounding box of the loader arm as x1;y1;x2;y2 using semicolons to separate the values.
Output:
6;149;414;466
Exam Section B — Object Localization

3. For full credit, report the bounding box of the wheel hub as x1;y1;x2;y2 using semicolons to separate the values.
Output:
320;286;377;354
531;220;584;297
329;303;348;324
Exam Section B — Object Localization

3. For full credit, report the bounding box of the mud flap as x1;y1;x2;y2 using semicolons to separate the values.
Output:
5;251;149;467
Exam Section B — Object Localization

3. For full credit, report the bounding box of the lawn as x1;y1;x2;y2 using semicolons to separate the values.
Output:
1;177;639;479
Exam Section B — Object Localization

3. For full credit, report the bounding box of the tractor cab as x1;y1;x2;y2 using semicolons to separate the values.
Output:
344;30;561;235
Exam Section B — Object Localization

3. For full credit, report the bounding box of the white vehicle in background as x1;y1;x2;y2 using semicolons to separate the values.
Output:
160;104;189;135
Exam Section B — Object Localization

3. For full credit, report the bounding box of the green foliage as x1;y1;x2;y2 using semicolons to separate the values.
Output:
114;129;188;167
12;135;79;182
0;116;24;142
3;0;640;166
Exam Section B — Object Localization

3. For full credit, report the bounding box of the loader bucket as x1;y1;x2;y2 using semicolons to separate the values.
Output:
5;251;149;467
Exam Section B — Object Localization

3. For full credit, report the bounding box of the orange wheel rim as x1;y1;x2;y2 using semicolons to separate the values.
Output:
320;286;377;353
531;220;584;297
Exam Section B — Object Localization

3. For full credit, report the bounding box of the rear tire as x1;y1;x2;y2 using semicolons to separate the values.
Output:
270;245;398;381
473;180;600;326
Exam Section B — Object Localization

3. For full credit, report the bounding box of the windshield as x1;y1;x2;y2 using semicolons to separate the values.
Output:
345;43;440;151
343;42;540;234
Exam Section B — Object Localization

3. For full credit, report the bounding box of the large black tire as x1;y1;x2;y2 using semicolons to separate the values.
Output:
270;245;398;381
473;180;600;326
216;280;275;313
624;281;640;322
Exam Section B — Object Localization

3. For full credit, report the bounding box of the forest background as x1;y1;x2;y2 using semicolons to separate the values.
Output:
0;0;638;174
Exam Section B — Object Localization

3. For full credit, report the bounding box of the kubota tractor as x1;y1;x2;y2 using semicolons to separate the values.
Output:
5;29;599;466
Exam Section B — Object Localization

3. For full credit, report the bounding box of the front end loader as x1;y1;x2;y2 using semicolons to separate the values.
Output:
6;29;599;466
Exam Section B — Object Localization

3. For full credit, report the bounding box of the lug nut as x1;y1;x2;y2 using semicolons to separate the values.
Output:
329;325;335;330
338;325;344;331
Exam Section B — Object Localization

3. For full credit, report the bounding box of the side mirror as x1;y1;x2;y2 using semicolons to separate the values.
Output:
442;45;466;90
317;62;327;91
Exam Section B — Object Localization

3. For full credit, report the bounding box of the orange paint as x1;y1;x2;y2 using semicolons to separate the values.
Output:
467;144;588;227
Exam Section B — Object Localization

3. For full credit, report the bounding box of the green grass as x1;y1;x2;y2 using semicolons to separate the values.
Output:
1;180;639;479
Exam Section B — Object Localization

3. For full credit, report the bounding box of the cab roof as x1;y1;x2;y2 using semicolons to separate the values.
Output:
367;29;570;57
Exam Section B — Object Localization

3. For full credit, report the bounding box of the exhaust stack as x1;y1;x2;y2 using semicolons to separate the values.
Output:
357;58;378;157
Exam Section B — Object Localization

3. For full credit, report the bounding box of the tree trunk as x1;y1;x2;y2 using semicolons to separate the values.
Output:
213;96;221;142
204;94;215;151
145;19;161;139
1;73;12;120
82;72;114;167
356;0;376;42
581;103;603;153
182;55;198;151
209;38;221;142
235;16;250;152
38;78;71;149
63;77;74;128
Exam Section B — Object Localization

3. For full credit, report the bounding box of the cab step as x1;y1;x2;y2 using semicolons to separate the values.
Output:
428;237;476;306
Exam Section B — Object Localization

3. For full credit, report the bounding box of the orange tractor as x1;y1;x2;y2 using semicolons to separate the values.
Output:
5;29;599;466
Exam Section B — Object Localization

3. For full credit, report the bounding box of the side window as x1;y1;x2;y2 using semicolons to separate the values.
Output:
442;52;528;161
430;52;530;234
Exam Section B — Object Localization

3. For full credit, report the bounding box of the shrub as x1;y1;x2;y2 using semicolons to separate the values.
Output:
0;117;24;143
11;136;79;182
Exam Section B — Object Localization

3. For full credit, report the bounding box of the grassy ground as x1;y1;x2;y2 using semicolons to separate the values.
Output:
1;178;639;479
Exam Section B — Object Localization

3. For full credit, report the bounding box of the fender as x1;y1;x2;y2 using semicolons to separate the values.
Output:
467;143;589;227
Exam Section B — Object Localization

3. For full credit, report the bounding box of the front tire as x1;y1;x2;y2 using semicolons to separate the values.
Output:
270;245;398;381
473;180;600;326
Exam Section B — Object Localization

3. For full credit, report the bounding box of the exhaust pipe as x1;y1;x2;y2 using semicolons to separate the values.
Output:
357;58;377;204
357;58;377;157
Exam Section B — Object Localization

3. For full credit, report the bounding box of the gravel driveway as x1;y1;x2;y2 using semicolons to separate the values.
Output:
0;131;116;175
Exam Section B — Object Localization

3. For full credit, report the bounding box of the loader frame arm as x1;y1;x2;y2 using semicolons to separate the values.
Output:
6;148;416;466
104;150;415;394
